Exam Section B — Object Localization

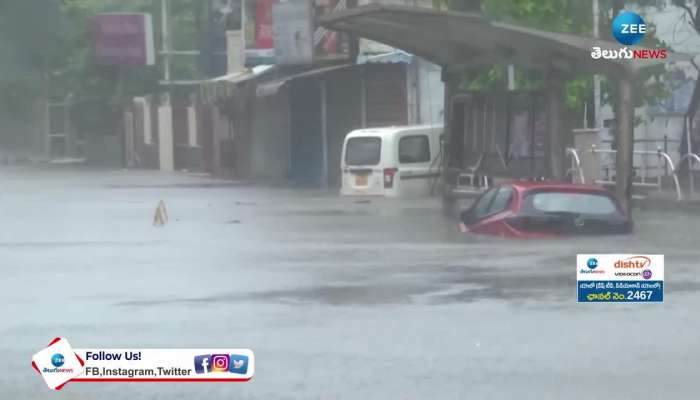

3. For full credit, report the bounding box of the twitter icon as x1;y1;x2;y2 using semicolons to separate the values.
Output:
228;354;249;375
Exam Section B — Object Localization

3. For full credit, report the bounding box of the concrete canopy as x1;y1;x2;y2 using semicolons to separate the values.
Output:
320;4;687;76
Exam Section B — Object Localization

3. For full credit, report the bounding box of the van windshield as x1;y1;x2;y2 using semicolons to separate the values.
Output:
346;137;381;166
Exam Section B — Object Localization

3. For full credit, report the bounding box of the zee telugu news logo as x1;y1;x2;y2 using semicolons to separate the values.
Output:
591;11;667;60
194;354;249;375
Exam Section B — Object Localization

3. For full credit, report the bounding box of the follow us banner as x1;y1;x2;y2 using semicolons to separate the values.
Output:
32;338;254;390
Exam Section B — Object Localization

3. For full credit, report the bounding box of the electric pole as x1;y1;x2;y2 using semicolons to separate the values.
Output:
593;0;601;129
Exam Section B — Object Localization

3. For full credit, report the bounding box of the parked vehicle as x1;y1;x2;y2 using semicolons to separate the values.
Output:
459;181;632;238
340;125;443;197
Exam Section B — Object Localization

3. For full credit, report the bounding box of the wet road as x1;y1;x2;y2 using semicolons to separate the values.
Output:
1;167;699;399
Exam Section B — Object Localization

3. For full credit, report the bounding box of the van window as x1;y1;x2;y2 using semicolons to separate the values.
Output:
346;137;381;166
399;135;430;163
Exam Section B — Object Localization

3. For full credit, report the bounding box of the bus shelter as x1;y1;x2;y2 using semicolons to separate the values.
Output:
321;4;686;213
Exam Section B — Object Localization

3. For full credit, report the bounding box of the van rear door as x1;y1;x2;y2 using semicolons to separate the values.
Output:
342;136;384;195
397;133;435;197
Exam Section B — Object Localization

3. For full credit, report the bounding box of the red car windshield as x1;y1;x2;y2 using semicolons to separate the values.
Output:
521;191;619;215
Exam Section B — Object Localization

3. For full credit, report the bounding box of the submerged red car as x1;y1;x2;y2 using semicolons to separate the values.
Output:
459;181;632;238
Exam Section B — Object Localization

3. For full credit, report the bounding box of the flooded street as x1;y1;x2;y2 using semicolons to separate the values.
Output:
2;167;699;399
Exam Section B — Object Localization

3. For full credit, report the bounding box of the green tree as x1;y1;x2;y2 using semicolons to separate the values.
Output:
434;0;669;115
44;0;203;101
0;0;62;115
668;1;700;122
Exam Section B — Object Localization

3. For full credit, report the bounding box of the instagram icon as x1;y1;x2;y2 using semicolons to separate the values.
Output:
211;354;229;372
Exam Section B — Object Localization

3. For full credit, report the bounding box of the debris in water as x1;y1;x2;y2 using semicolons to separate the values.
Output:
153;200;168;227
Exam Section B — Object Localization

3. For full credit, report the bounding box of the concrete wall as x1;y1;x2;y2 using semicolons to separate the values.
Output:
416;58;444;126
85;132;123;167
0;112;45;160
132;97;159;169
173;106;206;172
158;106;174;171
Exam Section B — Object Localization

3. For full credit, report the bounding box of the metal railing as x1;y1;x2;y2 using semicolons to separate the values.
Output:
565;147;585;184
679;152;700;196
566;145;683;200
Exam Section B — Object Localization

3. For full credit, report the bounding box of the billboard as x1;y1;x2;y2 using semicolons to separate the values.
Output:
273;0;354;66
90;13;155;66
244;0;275;64
273;0;314;65
314;0;352;61
255;0;275;49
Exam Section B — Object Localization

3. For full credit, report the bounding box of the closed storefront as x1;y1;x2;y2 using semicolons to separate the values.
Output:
365;63;408;127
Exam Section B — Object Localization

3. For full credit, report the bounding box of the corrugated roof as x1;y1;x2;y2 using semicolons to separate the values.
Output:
256;64;355;97
200;65;275;104
357;50;413;64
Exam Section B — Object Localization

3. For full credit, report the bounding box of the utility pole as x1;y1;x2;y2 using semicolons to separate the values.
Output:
507;65;515;90
241;0;247;52
161;0;171;83
158;0;174;171
593;0;601;129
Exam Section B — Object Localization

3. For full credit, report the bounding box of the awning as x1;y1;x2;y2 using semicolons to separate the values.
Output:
357;50;414;64
320;4;689;76
200;65;275;104
256;64;355;97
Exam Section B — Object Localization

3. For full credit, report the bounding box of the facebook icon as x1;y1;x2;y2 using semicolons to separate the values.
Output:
194;354;212;374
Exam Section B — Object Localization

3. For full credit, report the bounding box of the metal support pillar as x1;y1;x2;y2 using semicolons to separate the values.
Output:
320;81;328;189
616;76;635;215
440;72;456;215
547;79;565;180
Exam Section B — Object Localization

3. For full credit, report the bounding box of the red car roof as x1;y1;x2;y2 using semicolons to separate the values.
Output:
500;180;611;194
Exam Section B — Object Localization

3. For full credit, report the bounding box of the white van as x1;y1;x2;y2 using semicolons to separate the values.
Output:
340;125;443;197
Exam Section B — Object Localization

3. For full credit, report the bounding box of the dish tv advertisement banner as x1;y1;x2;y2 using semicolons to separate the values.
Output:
577;254;664;303
90;13;155;66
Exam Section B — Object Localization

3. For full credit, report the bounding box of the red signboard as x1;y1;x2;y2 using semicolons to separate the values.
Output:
90;13;155;66
255;0;274;50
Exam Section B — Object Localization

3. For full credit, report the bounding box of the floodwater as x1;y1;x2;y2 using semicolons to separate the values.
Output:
1;167;699;399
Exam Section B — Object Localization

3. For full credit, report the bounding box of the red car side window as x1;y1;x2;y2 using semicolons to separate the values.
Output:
487;187;514;215
472;188;498;220
470;187;514;223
